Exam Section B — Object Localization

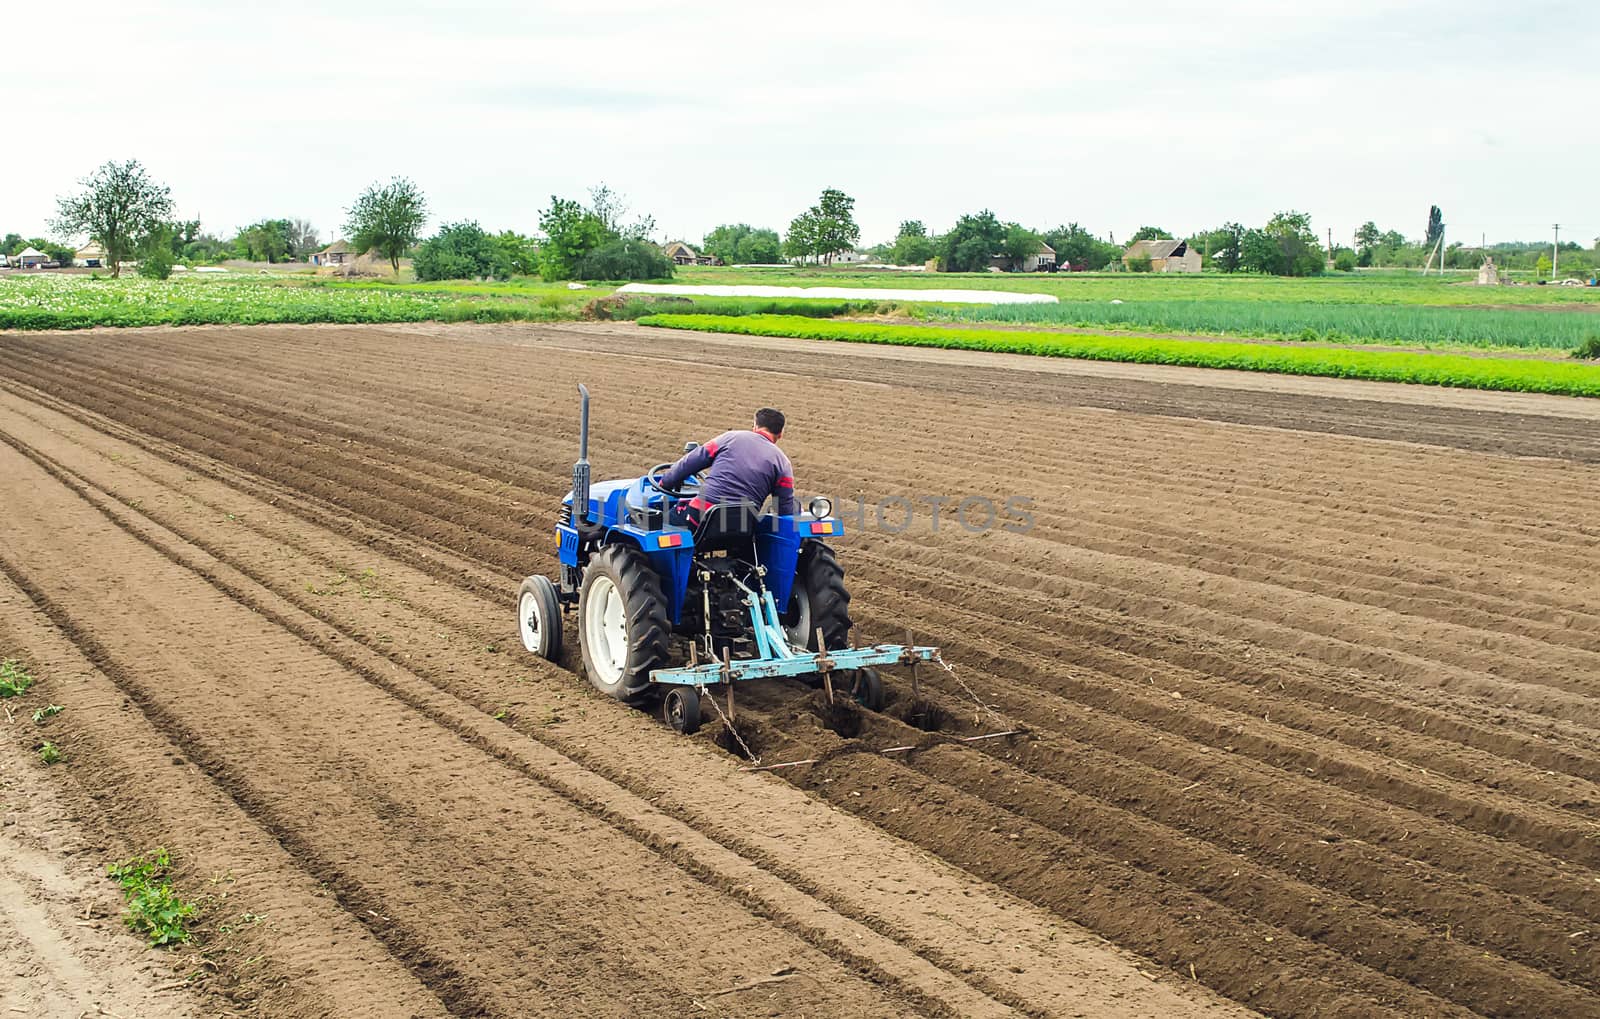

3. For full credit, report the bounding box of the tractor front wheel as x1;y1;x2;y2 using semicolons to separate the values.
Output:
517;575;563;661
578;545;671;704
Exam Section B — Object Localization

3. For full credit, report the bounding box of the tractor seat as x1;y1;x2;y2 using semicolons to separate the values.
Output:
692;500;761;553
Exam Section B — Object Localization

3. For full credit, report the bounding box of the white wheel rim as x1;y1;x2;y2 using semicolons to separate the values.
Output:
519;589;544;653
584;575;627;685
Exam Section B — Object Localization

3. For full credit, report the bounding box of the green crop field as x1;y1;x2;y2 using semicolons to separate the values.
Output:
0;273;605;330
637;313;1600;398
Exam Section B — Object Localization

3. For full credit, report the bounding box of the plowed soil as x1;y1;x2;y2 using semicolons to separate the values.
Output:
1;320;1597;1018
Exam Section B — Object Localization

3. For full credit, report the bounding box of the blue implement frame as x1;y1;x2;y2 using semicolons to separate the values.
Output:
650;584;939;687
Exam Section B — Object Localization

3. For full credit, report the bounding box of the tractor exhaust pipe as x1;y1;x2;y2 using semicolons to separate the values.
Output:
573;383;592;524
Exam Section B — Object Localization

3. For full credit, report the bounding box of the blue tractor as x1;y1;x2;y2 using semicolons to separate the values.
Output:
517;385;939;734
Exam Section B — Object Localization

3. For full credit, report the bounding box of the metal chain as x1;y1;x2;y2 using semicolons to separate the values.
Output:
702;684;761;765
933;653;1011;728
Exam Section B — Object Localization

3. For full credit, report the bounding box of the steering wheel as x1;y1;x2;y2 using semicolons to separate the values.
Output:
644;462;683;497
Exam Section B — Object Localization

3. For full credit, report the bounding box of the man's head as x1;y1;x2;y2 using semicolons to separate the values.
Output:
753;407;785;441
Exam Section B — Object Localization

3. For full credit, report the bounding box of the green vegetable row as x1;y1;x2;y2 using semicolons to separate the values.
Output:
636;313;1600;398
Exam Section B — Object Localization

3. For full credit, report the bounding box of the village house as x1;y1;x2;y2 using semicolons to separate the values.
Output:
310;240;352;267
15;246;50;269
663;241;713;266
1122;239;1202;273
991;241;1057;273
75;242;108;268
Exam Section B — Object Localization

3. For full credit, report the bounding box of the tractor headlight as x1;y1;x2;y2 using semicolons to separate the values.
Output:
808;496;833;519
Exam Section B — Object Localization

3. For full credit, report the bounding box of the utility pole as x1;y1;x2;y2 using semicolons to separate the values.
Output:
1553;224;1560;280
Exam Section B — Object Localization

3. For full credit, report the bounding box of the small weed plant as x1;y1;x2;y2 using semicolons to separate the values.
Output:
37;741;62;764
107;849;199;946
0;659;34;698
32;704;63;723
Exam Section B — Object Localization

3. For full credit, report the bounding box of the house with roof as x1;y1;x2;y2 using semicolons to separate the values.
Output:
75;242;108;268
15;247;50;269
663;241;713;266
310;240;352;267
991;241;1057;273
1122;239;1201;273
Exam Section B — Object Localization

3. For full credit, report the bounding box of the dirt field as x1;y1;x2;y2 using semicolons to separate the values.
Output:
1;321;1597;1018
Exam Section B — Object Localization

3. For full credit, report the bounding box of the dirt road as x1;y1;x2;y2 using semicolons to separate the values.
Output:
0;320;1596;1017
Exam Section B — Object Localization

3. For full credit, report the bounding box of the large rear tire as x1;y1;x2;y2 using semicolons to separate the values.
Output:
783;541;852;651
578;544;671;704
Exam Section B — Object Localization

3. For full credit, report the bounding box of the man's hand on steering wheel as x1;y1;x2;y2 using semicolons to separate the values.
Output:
645;462;686;497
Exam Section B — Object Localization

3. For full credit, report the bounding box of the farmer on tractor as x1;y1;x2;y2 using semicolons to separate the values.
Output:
658;407;797;530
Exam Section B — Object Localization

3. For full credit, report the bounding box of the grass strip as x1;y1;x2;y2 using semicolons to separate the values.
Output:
637;313;1600;398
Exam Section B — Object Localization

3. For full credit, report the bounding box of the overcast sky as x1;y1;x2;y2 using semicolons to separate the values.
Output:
6;1;1597;250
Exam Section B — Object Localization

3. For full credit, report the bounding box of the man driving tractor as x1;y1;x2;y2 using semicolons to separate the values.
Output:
658;407;797;529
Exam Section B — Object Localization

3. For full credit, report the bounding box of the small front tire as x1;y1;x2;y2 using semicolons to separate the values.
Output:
517;575;563;661
662;687;702;735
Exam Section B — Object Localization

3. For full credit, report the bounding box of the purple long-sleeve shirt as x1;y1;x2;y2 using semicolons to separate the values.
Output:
660;429;798;516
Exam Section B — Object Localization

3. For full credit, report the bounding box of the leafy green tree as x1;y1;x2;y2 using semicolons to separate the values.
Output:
137;225;175;279
940;210;1007;272
1130;225;1173;242
702;223;782;266
2;234;23;255
233;219;296;263
52;159;174;278
1239;228;1280;274
1001;224;1043;270
888;220;936;266
1333;248;1358;272
1536;253;1552;276
1424;205;1444;252
344;178;427;274
1041;223;1119;271
538;197;609;280
413;221;509;281
1260;210;1325;276
574;237;673;280
495;231;540;276
1353;221;1381;266
785;189;859;264
784;210;820;263
44;243;74;266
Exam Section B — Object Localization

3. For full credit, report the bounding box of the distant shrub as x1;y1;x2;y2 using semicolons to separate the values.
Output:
1334;249;1358;272
137;228;175;280
1572;336;1600;360
574;239;674;281
1126;254;1153;273
413;221;510;282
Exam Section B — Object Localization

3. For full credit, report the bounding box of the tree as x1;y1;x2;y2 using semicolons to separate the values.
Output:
495;231;540;276
344;178;427;274
786;189;859;264
51;159;174;278
1001;224;1043;271
1259;210;1325;276
1424;205;1444;253
1333;248;1358;272
413;221;510;282
45;243;76;267
888;220;937;266
588;183;655;240
1130;225;1173;242
233;219;296;263
537;196;609;280
137;225;175;279
574;237;673;280
1041;223;1119;271
1354;221;1381;266
940;210;1007;272
1536;252;1552;276
288;219;319;259
2;234;23;256
784;210;820;263
702;223;782;266
1209;223;1244;273
812;188;860;262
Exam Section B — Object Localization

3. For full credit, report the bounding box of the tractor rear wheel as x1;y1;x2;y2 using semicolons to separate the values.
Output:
783;541;852;652
578;545;670;704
